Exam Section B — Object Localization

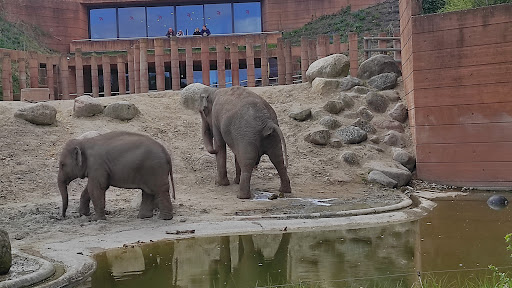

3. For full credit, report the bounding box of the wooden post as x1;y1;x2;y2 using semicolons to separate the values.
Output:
230;42;239;86
201;38;210;86
363;32;370;60
91;55;99;97
260;35;269;87
216;41;226;88
185;39;193;85
75;48;84;96
246;37;255;87
47;57;54;99
117;56;126;95
154;38;165;91
277;38;285;85
393;31;401;63
2;53;12;101
29;53;38;88
127;48;135;94
139;39;149;93
170;37;180;90
378;32;387;54
332;34;341;55
60;55;69;100
348;32;359;77
18;57;26;90
316;35;329;59
308;39;317;66
284;39;293;85
134;43;141;93
300;37;309;83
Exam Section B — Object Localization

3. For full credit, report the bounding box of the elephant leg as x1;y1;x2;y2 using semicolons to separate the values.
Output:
79;185;91;216
267;148;292;194
88;181;108;220
234;156;241;184
238;169;253;199
214;136;230;186
157;183;173;220
138;191;155;219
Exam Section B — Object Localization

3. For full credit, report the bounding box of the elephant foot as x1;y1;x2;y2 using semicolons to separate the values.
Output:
216;178;230;186
279;186;292;194
233;176;240;184
79;206;91;216
138;210;154;219
237;191;251;199
92;214;107;221
158;211;174;220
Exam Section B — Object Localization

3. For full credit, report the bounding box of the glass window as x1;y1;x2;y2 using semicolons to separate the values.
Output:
233;2;262;33
176;5;203;36
90;8;117;39
118;7;147;38
204;4;232;35
147;6;175;37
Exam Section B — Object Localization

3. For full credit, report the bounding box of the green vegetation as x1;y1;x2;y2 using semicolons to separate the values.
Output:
0;16;54;53
423;0;512;13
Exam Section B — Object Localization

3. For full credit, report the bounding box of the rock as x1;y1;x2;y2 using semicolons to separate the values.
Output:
357;54;401;80
380;90;401;102
337;94;355;109
306;54;350;82
487;195;509;210
103;101;140;121
14;103;57;125
357;106;374;121
311;108;330;120
329;137;343;148
339;76;363;91
370;136;380;144
365;161;412;187
289;108;311;121
352;86;370;94
383;131;407;148
304;128;330;145
312;78;342;96
367;73;398;91
392;148;416;171
341;151;359;165
73;95;104;117
375;119;404;133
368;144;384;152
0;229;11;275
335;126;367;144
181;83;215;111
365;91;390;113
323;100;344;114
368;171;397;188
319;116;341;130
352;118;376;134
389;103;408;123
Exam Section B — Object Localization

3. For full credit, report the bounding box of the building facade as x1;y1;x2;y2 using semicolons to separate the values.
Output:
0;0;386;53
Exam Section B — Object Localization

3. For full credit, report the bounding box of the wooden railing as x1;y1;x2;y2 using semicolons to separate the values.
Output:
363;33;401;63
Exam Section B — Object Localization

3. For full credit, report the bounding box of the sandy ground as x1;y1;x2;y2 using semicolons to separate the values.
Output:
0;82;411;264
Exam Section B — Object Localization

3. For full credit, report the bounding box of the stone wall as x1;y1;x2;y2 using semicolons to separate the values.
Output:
400;2;512;187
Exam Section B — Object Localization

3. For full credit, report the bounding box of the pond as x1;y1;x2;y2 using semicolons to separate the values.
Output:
88;193;512;287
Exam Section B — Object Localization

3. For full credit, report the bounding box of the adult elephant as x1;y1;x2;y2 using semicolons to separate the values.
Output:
57;131;175;220
199;86;291;199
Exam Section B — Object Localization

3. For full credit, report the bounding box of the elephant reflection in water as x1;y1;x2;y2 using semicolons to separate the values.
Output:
209;233;291;288
92;241;176;288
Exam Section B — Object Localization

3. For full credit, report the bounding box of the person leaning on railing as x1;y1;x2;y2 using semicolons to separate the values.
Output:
200;25;211;36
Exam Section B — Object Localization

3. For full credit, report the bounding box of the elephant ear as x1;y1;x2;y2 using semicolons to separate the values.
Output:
199;93;210;115
73;146;82;167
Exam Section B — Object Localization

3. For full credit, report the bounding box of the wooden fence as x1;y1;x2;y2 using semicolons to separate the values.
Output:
0;32;363;101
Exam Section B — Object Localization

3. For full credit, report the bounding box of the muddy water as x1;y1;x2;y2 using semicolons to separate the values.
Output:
89;193;512;287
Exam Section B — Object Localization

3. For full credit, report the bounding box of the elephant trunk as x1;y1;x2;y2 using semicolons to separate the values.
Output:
200;109;217;154
58;174;69;218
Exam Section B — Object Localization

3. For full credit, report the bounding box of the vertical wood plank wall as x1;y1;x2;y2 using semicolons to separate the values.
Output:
400;2;512;187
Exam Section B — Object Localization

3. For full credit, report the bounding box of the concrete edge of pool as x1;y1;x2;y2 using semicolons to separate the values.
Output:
30;194;439;288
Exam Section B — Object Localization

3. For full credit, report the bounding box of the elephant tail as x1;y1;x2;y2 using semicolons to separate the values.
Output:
167;152;176;200
271;124;288;168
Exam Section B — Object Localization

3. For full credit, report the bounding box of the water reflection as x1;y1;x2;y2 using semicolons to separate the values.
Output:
90;193;512;287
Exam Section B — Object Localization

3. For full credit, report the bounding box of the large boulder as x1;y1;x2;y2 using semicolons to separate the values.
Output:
366;91;390;113
304;127;330;145
367;73;398;91
383;130;407;148
368;171;397;188
335;126;367;144
289;108;312;121
0;229;11;275
365;161;412;187
389;103;408;123
14;102;57;125
357;54;401;80
181;83;215;111
73;95;104;117
312;78;342;96
306;54;350;83
392;148;416;171
104;101;140;121
339;76;363;91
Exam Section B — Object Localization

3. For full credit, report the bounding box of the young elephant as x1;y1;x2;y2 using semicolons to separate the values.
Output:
57;131;175;220
199;86;291;199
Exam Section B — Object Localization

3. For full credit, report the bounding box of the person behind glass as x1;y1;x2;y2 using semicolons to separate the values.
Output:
166;27;175;38
193;27;201;36
200;25;211;36
177;30;184;37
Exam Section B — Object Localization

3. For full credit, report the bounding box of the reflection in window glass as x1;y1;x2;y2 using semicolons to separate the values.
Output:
204;4;232;34
176;5;203;36
118;7;147;38
90;8;117;39
233;2;261;33
147;6;175;37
